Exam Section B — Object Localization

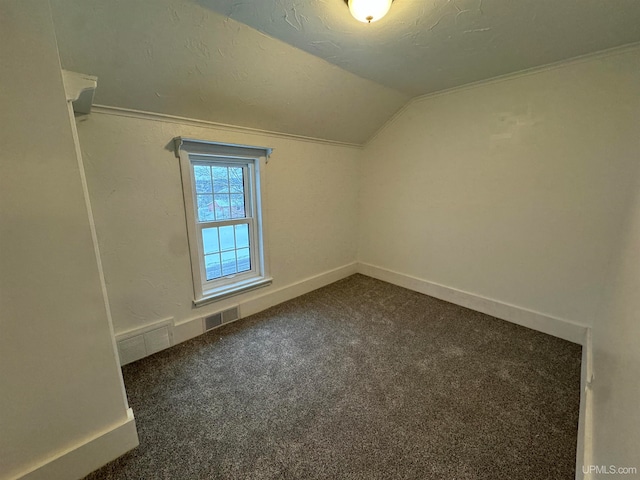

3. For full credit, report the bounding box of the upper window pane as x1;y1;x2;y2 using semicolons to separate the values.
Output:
229;167;244;194
230;194;246;219
214;194;231;220
194;164;247;222
212;166;230;194
197;194;215;222
194;165;212;193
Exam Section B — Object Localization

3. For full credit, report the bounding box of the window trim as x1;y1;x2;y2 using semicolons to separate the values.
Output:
174;138;272;306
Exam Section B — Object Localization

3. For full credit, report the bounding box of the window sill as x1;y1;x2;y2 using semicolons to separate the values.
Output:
193;276;272;307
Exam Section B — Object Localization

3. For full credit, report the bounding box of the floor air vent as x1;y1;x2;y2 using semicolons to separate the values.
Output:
222;306;239;323
204;306;239;331
204;313;222;331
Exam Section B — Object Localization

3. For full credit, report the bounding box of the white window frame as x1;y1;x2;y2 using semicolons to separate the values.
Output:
174;138;272;306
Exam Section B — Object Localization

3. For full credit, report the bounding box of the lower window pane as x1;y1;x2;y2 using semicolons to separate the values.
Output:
219;225;235;251
203;224;252;281
202;228;219;255
237;248;250;272
221;250;237;276
235;224;249;248
205;254;222;280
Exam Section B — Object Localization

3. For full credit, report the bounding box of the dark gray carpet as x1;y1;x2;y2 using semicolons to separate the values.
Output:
85;274;581;479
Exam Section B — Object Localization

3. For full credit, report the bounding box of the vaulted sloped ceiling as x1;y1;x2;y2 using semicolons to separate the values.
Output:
204;0;640;97
50;0;409;144
50;0;640;144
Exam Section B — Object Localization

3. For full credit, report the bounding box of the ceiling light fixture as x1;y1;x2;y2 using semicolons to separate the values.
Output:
345;0;394;24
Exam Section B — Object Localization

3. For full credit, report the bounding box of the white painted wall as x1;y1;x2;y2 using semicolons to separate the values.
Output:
75;110;360;337
359;46;640;328
591;165;640;472
0;2;136;478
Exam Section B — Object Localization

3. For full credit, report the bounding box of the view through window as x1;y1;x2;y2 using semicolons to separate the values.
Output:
174;137;272;305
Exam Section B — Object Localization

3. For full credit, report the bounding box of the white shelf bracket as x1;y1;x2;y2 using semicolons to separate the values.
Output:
62;70;98;115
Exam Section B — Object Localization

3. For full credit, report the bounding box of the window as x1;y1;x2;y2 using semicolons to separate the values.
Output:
174;138;272;306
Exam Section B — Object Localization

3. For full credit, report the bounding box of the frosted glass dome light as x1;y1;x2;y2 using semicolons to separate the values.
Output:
347;0;393;23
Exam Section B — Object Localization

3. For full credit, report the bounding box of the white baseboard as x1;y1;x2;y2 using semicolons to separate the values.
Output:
357;262;588;345
173;315;205;345
172;262;359;346
576;329;593;480
18;409;138;480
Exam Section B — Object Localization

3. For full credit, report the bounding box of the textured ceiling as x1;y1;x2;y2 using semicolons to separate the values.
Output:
202;0;640;97
50;0;408;144
50;0;640;144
